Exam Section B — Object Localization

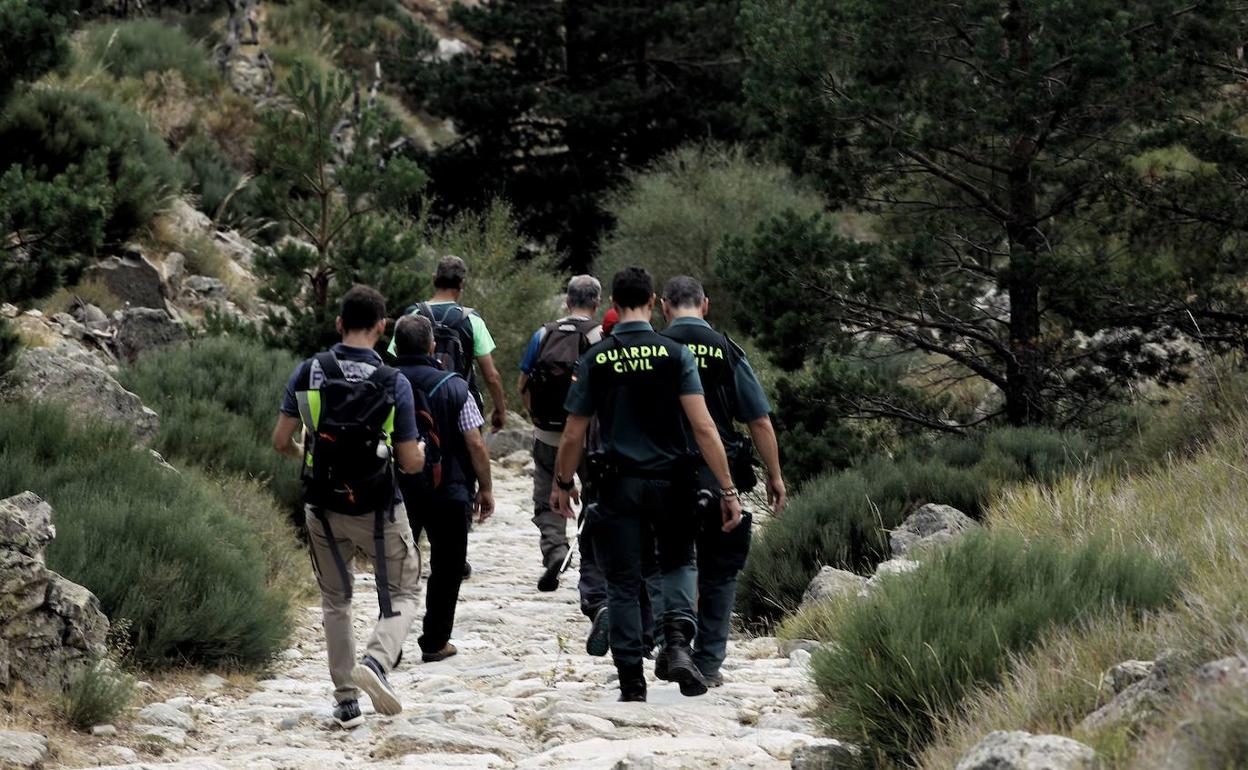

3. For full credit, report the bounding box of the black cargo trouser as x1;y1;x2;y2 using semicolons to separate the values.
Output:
408;497;471;654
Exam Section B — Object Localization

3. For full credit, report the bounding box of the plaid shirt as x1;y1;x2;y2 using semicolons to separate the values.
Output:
459;394;485;433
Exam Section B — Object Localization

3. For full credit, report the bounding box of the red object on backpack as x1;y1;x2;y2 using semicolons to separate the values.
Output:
602;308;620;335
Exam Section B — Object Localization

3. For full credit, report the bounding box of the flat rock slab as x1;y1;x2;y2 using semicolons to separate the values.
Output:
0;731;48;769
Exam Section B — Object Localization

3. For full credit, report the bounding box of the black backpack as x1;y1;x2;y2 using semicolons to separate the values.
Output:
413;302;475;383
524;318;598;431
301;353;399;516
404;371;457;504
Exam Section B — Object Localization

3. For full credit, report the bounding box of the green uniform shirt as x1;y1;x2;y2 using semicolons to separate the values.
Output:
565;320;703;471
666;317;771;422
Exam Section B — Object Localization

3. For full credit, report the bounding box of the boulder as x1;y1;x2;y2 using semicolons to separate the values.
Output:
1195;656;1248;690
1106;660;1155;694
0;493;109;692
486;426;532;458
801;567;867;608
183;275;228;300
870;558;921;582
156;251;186;296
49;313;87;341
955;731;1095;770
1082;651;1187;734
82;251;165;309
112;308;188;363
790;739;862;769
138;702;195;731
1;346;159;442
214;229;260;268
0;304;17;319
161;199;213;242
890;503;977;557
69;299;109;328
0;731;48;769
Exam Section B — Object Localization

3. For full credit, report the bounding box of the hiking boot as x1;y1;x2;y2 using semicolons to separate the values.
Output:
350;656;401;716
654;648;670;681
662;619;707;697
537;560;561;592
421;643;458;663
332;699;364;729
586;607;610;657
701;670;724;688
616;661;647;702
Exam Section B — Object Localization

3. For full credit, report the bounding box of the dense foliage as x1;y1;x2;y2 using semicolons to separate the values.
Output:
82;18;218;89
0;402;294;668
392;0;749;266
813;532;1178;766
739;427;1090;625
733;0;1248;431
121;337;304;516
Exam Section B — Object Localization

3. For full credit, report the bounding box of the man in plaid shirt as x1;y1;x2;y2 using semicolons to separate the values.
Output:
393;314;495;664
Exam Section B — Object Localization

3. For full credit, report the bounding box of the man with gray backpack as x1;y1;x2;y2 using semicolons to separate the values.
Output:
517;275;603;594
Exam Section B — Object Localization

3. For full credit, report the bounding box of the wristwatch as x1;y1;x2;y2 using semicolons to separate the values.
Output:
555;475;576;492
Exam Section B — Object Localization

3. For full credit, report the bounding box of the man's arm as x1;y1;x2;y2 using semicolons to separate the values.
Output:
550;414;590;519
517;372;532;413
271;414;303;458
463;428;494;521
681;394;744;532
747;415;787;514
476;352;508;431
393;440;425;475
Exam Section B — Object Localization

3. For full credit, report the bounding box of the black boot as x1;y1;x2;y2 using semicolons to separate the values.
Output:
617;661;647;702
662;619;707;697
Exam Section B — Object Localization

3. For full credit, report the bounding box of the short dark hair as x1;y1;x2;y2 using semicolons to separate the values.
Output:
340;285;387;332
611;267;654;311
394;314;434;357
434;255;468;290
662;275;705;309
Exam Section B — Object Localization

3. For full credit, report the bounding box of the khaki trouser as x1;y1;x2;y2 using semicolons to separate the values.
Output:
306;503;422;704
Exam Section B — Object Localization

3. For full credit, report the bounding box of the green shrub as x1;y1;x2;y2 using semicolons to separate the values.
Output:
0;318;18;378
814;532;1179;766
739;427;1091;625
0;401;291;669
0;88;185;241
121;337;304;515
598;143;828;330
58;659;134;731
82;19;216;90
178;133;258;222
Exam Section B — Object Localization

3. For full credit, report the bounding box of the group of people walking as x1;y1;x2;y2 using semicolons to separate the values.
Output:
270;256;786;726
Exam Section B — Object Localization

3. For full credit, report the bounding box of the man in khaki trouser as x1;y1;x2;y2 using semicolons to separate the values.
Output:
272;285;426;728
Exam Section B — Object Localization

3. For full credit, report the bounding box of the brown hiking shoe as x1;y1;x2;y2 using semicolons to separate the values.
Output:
421;643;458;663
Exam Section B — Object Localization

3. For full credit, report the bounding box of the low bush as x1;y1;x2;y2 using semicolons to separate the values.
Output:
738;427;1091;625
82;19;217;90
814;531;1179;767
0;88;185;241
121;337;304;515
0;401;292;669
178;133;259;223
58;659;134;731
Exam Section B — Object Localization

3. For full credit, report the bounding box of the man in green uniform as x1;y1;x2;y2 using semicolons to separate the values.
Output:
550;267;743;702
660;276;786;687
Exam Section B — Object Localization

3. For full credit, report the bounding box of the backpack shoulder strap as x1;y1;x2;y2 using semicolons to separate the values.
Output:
416;302;434;322
315;352;345;382
442;305;467;328
428;372;458;397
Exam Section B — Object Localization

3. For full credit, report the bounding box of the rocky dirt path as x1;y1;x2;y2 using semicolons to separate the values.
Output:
73;465;839;770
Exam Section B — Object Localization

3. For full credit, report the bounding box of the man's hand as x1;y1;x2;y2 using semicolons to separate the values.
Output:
767;475;787;516
490;407;506;433
550;484;580;520
475;488;495;523
721;494;744;533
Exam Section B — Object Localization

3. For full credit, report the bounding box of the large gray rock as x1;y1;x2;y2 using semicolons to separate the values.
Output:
485;426;531;458
890;503;977;557
790;739;861;769
1106;660;1155;694
0;493;109;692
955;731;1095;770
1;346;159;442
0;731;48;769
138;702;195;731
81;251;165;309
183;275;228;300
112;308;188;363
801;566;867;608
1082;651;1187;734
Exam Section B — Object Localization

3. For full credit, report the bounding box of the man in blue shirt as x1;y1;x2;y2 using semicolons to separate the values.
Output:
660;276;787;688
550;267;744;702
272;285;425;728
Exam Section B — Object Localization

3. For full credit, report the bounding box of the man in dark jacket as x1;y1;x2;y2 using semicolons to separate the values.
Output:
393;314;495;664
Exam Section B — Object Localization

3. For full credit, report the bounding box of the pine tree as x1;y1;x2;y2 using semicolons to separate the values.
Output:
730;0;1248;429
391;0;748;266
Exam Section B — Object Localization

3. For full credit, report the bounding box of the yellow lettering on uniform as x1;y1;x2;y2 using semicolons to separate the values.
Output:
613;361;624;373
658;347;669;357
596;352;607;365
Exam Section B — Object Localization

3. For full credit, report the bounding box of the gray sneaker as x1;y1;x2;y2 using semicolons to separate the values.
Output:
351;655;402;716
